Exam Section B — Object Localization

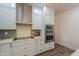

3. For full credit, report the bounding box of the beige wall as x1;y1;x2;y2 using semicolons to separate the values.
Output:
55;7;79;50
16;24;32;38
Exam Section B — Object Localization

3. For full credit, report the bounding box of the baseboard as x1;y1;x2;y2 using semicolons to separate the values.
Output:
55;42;75;51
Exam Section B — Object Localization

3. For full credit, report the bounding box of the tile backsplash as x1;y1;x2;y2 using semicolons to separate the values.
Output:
0;30;16;39
16;24;32;38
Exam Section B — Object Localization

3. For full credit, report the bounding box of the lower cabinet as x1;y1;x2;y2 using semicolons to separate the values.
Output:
25;39;36;56
12;40;26;56
0;43;11;56
0;38;54;56
12;39;36;56
35;37;45;54
12;45;26;56
44;42;54;51
36;37;54;55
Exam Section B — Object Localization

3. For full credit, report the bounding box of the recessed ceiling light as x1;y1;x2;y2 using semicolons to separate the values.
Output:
43;6;46;12
11;3;15;7
34;9;38;14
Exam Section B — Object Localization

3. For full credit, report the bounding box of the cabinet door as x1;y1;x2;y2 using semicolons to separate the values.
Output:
32;7;42;29
44;15;54;25
44;42;54;51
36;44;44;54
12;45;25;54
36;38;45;54
32;14;42;29
43;7;54;25
26;44;36;56
12;40;26;56
0;43;11;56
12;40;25;47
25;39;36;56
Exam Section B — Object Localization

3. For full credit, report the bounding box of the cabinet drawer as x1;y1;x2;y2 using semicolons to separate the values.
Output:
48;42;54;45
0;43;11;56
36;44;45;54
12;45;26;53
25;39;36;44
44;42;54;51
0;52;11;56
25;49;36;56
0;43;11;51
12;51;26;56
12;40;25;47
36;48;44;54
25;43;36;56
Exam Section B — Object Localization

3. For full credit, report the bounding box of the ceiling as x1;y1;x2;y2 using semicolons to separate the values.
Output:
0;3;16;8
30;3;79;15
50;3;79;15
0;3;79;15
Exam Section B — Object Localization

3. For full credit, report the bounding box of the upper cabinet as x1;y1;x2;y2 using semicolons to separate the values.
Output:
32;6;54;30
0;4;16;29
43;7;54;25
16;4;32;24
32;6;42;29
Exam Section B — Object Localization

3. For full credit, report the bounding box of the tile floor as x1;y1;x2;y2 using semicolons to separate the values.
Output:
37;43;74;56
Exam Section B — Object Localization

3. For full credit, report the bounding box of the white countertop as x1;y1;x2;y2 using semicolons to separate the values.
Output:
71;49;79;56
0;38;13;44
0;36;42;45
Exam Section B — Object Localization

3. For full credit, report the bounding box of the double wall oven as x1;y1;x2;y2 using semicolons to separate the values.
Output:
45;25;54;43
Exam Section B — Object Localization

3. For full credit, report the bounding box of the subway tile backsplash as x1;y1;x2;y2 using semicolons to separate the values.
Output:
0;30;16;39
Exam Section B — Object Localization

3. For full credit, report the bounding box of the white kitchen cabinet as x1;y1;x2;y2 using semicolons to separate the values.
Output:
0;4;16;29
12;46;26;56
12;40;26;56
12;40;25;47
44;15;54;25
0;38;54;56
0;43;11;56
32;6;42;29
35;37;55;55
36;44;44;54
43;7;54;25
44;42;54;51
25;39;36;56
35;37;54;54
11;38;54;56
35;37;45;54
12;38;37;56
